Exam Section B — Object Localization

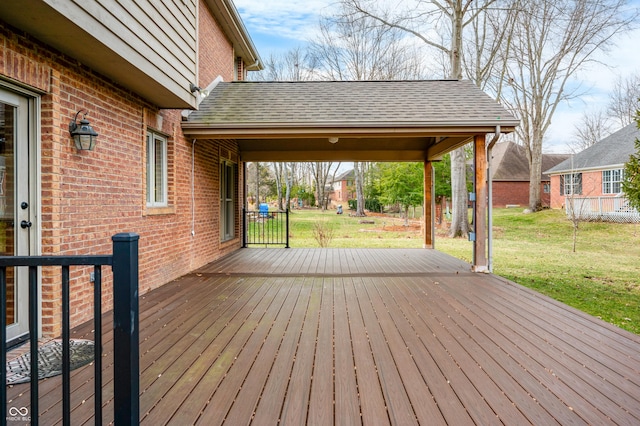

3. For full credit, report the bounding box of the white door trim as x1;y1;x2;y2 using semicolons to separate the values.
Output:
1;82;42;342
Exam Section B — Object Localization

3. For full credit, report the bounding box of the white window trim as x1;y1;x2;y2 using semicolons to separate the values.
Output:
602;169;624;194
220;160;236;241
561;173;582;196
146;131;168;208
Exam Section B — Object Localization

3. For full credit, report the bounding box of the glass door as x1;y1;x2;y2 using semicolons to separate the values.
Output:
1;88;31;342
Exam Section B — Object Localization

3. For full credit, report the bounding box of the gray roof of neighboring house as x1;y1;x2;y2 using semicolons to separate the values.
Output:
333;169;355;182
491;142;569;181
186;80;518;126
545;123;639;174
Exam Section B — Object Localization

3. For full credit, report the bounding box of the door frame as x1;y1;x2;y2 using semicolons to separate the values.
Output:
1;80;42;342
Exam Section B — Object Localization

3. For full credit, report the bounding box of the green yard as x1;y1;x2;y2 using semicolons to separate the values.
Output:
283;208;640;334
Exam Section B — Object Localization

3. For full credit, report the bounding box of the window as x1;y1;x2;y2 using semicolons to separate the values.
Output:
146;131;168;207
220;160;236;241
543;183;550;194
560;173;582;196
602;169;624;194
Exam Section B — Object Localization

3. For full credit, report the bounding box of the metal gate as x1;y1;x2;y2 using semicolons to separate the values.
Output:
243;208;289;248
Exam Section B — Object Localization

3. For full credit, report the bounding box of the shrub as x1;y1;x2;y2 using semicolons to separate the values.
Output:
312;221;334;247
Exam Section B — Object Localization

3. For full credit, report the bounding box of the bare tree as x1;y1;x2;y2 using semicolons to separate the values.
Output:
608;72;640;127
571;109;614;152
273;162;282;209
311;9;426;80
502;0;636;211
340;0;511;237
311;8;426;216
249;47;319;81
353;162;366;215
312;162;341;210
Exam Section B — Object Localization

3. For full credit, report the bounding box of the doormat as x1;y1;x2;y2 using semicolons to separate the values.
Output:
6;339;95;385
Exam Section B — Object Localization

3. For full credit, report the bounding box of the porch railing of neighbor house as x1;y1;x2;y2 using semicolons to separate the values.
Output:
565;196;640;223
243;208;290;248
0;233;140;426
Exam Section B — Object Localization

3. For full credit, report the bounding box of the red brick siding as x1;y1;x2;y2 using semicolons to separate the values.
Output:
1;7;241;335
549;170;611;209
330;180;354;207
198;0;235;83
491;181;551;208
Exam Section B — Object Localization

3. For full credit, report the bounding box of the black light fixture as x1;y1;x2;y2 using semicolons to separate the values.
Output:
190;83;209;98
69;110;98;151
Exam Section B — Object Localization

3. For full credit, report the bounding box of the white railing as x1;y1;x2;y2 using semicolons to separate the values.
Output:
565;196;640;223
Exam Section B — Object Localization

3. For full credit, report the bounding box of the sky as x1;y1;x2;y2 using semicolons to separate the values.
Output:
234;0;640;154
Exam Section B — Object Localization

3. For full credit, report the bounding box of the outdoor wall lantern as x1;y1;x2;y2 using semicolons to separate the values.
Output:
190;83;209;98
69;110;98;151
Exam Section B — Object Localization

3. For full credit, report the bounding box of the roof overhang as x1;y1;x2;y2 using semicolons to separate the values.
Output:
182;124;515;162
546;163;627;176
182;80;518;162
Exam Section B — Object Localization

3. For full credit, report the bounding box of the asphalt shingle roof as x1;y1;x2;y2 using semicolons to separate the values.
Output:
491;142;569;181
545;123;639;174
187;80;518;127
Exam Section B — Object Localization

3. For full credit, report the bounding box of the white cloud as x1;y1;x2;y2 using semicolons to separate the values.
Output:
235;0;334;42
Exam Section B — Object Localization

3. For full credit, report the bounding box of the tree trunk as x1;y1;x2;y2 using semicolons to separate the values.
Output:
447;5;469;237
284;163;292;211
256;162;260;204
528;145;543;211
273;162;283;210
449;147;469;237
354;161;366;216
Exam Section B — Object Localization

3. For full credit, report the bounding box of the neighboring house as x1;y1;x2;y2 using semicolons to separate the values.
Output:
490;141;569;208
0;0;261;340
330;169;355;206
545;123;639;209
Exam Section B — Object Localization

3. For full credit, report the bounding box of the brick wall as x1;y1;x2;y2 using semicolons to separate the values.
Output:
549;171;609;209
1;2;242;335
198;0;235;84
491;181;551;208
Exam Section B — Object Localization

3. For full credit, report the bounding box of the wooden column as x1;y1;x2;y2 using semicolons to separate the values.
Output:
424;160;434;248
473;134;488;271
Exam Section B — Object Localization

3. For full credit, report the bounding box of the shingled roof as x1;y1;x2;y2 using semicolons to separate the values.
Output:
182;80;519;162
186;80;516;126
491;142;569;181
545;123;639;174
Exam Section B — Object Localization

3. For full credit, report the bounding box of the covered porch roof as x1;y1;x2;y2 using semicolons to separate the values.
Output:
181;80;518;162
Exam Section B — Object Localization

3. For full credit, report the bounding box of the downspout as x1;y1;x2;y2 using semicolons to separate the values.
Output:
245;59;261;71
191;139;196;237
487;125;501;272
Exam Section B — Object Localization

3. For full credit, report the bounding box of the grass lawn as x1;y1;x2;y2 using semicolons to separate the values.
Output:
283;208;640;334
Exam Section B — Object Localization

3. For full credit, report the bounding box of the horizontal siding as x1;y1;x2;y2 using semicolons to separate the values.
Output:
51;0;197;103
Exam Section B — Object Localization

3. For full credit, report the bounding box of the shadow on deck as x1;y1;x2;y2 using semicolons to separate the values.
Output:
8;248;640;425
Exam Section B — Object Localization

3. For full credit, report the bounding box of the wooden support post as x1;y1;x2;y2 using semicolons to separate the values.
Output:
424;160;434;248
473;134;488;271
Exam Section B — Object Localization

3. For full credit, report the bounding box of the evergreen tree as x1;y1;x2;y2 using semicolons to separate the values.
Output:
622;115;640;211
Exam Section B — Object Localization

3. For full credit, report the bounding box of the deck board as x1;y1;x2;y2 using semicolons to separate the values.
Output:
352;277;419;425
279;277;322;425
342;276;389;426
9;248;640;425
307;277;335;425
333;278;361;426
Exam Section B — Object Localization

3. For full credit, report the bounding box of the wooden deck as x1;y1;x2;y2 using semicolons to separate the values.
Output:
7;248;640;425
